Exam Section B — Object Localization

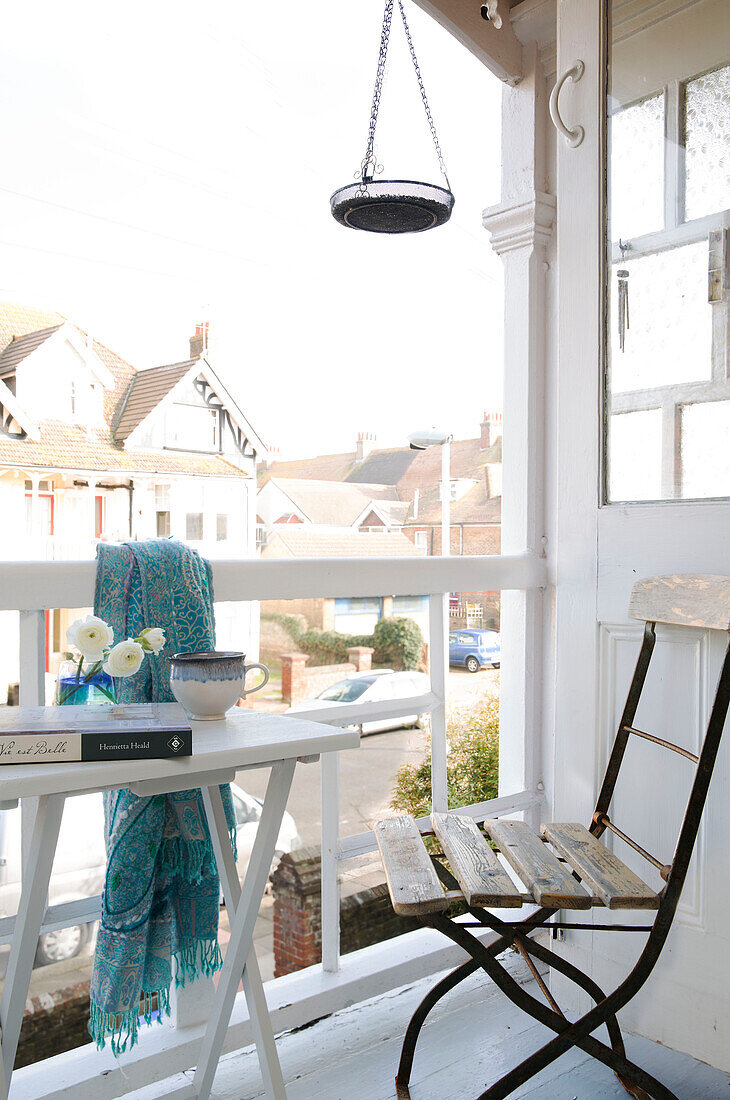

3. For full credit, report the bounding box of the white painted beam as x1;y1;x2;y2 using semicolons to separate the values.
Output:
0;553;546;612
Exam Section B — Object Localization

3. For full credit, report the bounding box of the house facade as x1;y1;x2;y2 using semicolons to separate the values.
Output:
259;414;503;626
0;307;266;699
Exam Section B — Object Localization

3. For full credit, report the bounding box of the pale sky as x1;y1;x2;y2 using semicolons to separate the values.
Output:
0;0;504;458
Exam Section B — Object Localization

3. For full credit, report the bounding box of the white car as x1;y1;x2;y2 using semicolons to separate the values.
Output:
287;669;429;735
0;783;300;966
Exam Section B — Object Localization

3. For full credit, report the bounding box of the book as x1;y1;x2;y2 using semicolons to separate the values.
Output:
0;703;193;763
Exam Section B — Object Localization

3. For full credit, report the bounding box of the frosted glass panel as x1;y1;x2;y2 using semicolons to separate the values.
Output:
608;243;712;394
605;3;730;503
681;401;730;499
608;410;662;502
685;65;730;221
609;94;664;242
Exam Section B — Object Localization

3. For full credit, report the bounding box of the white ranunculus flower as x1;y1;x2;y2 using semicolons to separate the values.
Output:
103;639;145;678
66;615;114;661
139;627;166;654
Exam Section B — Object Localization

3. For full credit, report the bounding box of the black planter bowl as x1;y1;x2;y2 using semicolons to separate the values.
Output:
330;179;455;234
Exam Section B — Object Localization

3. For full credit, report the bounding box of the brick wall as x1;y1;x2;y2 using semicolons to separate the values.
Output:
271;848;419;977
281;647;374;705
16;982;92;1068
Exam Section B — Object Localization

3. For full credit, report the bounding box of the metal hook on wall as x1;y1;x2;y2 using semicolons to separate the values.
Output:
480;1;503;29
549;60;585;147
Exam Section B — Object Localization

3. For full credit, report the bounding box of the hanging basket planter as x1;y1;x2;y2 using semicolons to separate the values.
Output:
331;0;454;235
330;179;455;234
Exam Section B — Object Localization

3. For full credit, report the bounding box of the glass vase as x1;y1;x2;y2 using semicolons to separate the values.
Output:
55;659;117;706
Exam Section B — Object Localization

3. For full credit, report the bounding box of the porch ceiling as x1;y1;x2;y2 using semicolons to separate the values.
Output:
413;0;525;84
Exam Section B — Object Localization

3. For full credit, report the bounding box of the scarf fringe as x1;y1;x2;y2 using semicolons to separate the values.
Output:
173;935;224;989
159;827;238;883
89;987;171;1054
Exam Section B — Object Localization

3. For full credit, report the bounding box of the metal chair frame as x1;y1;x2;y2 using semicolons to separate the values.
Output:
394;618;730;1100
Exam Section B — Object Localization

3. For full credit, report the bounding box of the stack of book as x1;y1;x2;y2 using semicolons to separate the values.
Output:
0;703;193;763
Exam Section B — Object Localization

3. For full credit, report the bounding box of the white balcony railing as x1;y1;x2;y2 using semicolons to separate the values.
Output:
0;551;546;1100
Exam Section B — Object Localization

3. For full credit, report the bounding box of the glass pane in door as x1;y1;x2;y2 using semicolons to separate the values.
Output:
605;0;730;502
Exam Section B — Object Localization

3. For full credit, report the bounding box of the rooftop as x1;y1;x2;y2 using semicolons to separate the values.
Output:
113;360;195;441
263;477;408;527
0;420;244;478
261;527;421;558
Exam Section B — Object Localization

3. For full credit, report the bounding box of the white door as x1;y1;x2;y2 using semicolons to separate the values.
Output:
554;0;730;1068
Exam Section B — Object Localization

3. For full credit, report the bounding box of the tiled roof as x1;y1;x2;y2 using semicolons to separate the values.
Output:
407;481;502;526
346;448;419;486
262;527;421;558
114;360;194;440
265;477;406;527
0;303;64;350
0;420;244;478
259;451;355;484
0;326;62;375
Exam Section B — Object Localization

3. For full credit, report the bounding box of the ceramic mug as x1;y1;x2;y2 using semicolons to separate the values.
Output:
169;651;270;721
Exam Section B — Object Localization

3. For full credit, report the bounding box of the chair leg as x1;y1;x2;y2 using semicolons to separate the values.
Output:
395;958;479;1099
514;933;650;1100
428;916;678;1100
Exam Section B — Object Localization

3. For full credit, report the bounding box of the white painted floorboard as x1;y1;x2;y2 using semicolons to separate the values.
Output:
127;968;730;1100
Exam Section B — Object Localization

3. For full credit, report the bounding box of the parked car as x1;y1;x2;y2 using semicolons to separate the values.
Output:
0;783;300;966
448;629;501;672
287;669;429;735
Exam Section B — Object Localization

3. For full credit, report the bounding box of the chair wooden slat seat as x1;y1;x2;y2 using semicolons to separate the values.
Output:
431;812;524;908
542;822;660;910
374;815;449;916
483;819;592;909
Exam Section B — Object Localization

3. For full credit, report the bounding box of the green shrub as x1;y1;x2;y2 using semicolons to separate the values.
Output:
390;696;500;818
372;617;423;671
260;613;423;670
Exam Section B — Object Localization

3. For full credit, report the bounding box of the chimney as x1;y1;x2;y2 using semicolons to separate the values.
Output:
480;411;502;450
355;431;376;463
190;321;210;359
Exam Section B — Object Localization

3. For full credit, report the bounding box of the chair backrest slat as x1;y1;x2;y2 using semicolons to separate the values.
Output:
629;574;730;631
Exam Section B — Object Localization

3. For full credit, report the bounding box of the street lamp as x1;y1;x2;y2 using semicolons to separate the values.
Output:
408;429;453;557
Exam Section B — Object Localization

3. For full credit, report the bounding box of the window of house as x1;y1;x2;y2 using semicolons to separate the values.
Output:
393;595;427;614
24;492;54;536
216;514;228;541
156;511;171;538
185;513;204;541
413;530;428;553
606;56;730;502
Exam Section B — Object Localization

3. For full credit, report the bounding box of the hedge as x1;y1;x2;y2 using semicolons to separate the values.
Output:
261;613;424;671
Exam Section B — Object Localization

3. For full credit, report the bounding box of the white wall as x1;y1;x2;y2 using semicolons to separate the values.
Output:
15;337;107;427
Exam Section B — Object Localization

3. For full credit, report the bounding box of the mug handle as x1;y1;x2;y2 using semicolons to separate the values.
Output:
241;662;270;697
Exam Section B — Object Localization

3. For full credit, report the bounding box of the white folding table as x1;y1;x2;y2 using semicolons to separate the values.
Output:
0;709;358;1100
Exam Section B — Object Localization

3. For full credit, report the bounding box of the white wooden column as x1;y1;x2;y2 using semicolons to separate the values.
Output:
483;44;553;821
28;475;40;541
87;478;97;541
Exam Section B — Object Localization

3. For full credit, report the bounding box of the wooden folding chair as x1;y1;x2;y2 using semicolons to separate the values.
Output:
375;575;730;1100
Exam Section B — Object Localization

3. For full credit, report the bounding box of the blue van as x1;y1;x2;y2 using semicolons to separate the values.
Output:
448;629;501;672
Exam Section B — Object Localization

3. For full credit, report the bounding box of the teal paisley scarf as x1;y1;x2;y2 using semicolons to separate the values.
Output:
89;539;237;1052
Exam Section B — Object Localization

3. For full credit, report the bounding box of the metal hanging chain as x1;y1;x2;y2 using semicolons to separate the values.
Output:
359;0;450;189
396;0;450;188
360;0;394;184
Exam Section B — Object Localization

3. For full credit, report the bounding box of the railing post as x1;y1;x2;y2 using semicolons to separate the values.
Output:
321;751;340;972
19;610;46;876
428;594;449;814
